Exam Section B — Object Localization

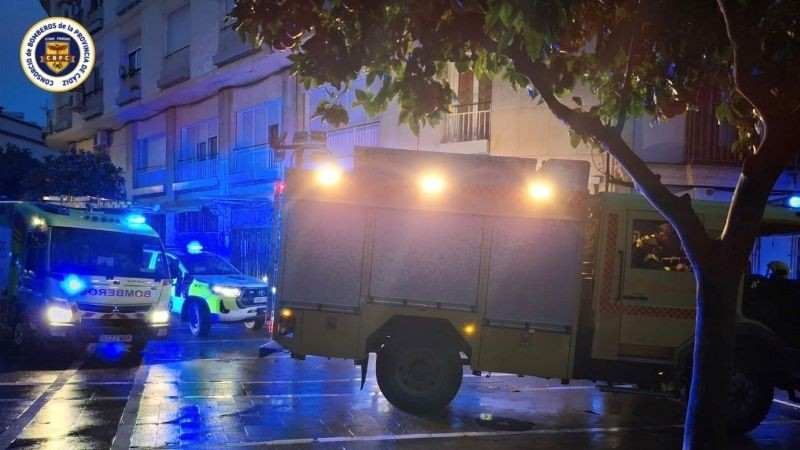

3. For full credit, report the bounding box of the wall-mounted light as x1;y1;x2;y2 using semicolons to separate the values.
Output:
419;173;446;195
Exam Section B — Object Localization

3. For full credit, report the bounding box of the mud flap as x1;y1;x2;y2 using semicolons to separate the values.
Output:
357;358;368;390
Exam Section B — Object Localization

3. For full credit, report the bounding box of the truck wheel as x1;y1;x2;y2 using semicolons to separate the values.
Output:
244;316;265;331
129;339;148;355
188;301;211;337
11;320;39;353
725;365;773;434
376;336;462;414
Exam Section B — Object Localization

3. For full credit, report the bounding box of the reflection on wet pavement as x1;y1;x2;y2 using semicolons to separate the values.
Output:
0;322;797;449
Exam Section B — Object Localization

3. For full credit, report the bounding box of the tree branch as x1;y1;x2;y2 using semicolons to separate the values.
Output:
508;48;712;264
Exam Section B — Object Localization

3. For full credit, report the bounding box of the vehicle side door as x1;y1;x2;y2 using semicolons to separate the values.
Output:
617;211;697;359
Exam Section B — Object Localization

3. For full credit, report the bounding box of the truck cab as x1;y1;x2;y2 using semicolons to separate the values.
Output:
167;242;270;337
0;201;172;353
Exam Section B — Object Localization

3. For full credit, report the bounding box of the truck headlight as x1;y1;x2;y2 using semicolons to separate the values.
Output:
47;304;74;324
211;285;242;298
150;309;170;324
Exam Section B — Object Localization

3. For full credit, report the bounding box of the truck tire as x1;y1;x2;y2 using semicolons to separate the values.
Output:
244;316;265;331
725;364;774;434
376;335;462;414
11;319;39;354
188;301;211;337
679;347;775;435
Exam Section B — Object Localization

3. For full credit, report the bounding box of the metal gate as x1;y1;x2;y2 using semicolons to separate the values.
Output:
230;228;271;279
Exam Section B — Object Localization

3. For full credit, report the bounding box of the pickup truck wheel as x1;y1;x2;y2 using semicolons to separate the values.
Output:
725;366;773;434
244;316;265;331
188;301;211;337
376;336;462;414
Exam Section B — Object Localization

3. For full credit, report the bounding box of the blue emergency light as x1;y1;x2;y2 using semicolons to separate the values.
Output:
60;274;87;296
187;241;204;254
124;213;147;227
788;195;800;209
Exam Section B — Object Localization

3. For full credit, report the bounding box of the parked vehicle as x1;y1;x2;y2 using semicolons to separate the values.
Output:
167;244;270;337
271;147;800;434
0;198;171;354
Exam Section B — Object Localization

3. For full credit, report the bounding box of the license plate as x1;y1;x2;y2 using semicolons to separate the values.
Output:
253;296;268;304
99;334;133;343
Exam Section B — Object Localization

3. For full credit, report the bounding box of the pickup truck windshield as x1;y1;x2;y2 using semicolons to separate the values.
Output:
180;253;240;275
50;227;168;279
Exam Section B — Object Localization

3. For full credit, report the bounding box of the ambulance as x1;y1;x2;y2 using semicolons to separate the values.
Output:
0;198;172;353
271;147;800;434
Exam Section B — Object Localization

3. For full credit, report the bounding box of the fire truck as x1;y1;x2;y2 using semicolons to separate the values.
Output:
271;148;800;434
0;198;172;354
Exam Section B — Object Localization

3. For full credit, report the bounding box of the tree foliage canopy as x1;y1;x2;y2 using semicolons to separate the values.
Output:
233;0;798;149
0;145;126;200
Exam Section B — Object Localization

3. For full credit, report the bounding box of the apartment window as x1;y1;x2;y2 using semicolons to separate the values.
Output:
166;5;191;55
235;101;281;148
134;134;167;171
179;119;219;162
86;61;103;94
128;47;142;73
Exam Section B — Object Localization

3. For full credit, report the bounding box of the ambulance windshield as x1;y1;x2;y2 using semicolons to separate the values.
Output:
50;227;169;279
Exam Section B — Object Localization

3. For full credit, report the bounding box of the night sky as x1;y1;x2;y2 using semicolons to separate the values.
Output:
0;0;50;126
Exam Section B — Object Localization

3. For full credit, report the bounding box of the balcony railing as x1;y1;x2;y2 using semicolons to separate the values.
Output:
133;167;166;188
229;145;280;182
117;71;141;106
213;25;258;67
158;46;191;89
81;89;104;120
175;158;219;183
443;102;491;143
53;102;73;132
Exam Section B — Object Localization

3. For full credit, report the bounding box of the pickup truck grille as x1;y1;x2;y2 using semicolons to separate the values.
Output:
77;303;152;313
238;288;269;307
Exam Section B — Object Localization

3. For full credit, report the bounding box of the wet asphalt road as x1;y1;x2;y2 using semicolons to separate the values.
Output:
0;321;798;449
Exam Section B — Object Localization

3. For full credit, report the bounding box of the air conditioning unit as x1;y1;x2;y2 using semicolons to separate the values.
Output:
94;129;112;149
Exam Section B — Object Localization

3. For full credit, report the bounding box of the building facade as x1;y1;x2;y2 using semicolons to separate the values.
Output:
45;0;800;277
0;108;55;159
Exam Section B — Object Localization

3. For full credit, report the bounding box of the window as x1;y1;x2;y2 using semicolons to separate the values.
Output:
134;134;167;171
128;47;142;73
166;5;191;55
179;119;219;162
208;136;218;159
176;210;219;233
631;220;691;272
235;101;281;149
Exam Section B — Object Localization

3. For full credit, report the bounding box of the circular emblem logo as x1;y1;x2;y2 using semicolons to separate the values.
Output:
19;17;96;93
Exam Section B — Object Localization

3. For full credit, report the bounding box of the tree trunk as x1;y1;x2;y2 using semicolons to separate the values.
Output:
683;253;741;450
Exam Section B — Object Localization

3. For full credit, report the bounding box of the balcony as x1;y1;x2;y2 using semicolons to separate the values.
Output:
117;70;141;106
52;100;73;132
132;167;166;196
158;47;191;89
213;25;258;67
443;102;491;143
86;6;103;33
116;0;141;16
229;145;281;184
684;91;739;166
174;158;219;191
80;90;104;120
